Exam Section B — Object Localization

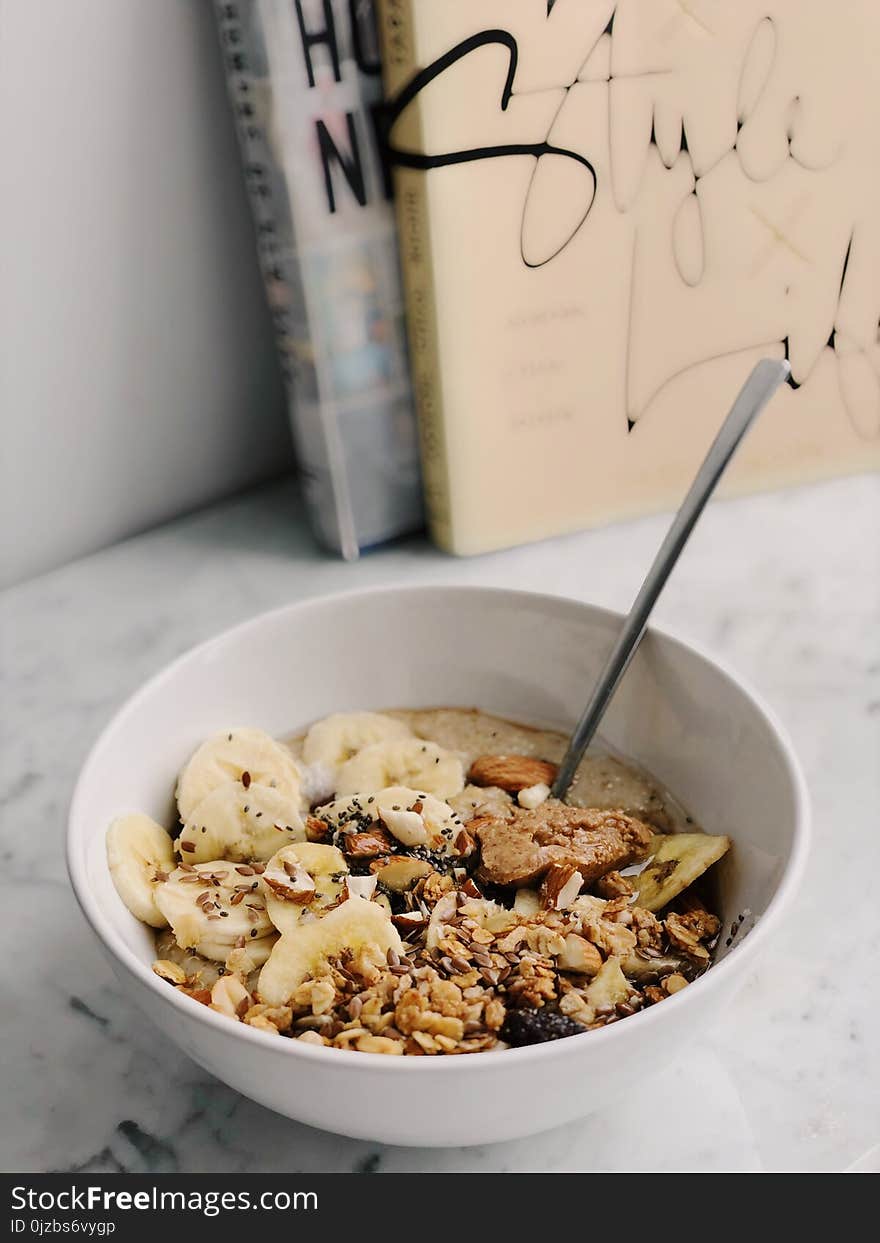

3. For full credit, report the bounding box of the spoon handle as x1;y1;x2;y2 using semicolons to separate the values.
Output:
550;357;791;798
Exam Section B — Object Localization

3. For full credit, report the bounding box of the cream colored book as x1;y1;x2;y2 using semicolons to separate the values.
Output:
378;0;880;554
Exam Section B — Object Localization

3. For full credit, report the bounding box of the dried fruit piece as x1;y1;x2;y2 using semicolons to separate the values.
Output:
468;754;558;793
634;833;730;912
500;1008;586;1046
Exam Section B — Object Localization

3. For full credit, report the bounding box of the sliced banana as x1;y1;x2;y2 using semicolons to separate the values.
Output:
448;783;514;823
176;728;301;823
261;842;348;933
302;711;412;770
176;782;305;863
106;814;175;928
318;785;469;855
258;898;402;1005
335;740;465;800
154;861;274;961
634;833;731;913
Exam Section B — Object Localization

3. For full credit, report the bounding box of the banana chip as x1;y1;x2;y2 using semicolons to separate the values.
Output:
634;833;730;913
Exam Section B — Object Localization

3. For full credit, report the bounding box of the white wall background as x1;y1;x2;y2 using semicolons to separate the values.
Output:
0;0;293;588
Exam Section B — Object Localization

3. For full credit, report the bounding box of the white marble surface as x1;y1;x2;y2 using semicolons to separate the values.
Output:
1;474;878;1174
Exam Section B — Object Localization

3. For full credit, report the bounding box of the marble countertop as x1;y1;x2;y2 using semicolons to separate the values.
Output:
2;474;878;1174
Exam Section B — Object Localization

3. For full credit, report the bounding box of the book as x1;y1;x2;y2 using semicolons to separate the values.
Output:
377;0;880;555
215;0;423;559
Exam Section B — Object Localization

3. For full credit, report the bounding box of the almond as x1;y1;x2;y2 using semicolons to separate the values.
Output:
341;827;396;859
392;911;428;934
305;815;332;843
372;856;433;892
540;862;583;910
263;862;316;904
453;828;475;856
467;754;558;793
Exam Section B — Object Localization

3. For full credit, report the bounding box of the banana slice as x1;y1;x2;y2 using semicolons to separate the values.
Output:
335;740;464;800
176;728;301;823
259;898;402;1005
302;711;412;770
106;813;175;928
176;783;305;863
318;785;470;855
261;842;348;933
634;833;731;913
154;861;274;961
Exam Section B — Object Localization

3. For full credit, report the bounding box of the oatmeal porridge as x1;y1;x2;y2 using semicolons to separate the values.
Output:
106;709;730;1054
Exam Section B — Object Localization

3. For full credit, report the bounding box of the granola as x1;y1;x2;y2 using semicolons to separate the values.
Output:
107;708;731;1055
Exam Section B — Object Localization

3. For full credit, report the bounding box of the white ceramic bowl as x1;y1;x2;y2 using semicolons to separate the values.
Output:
67;586;809;1147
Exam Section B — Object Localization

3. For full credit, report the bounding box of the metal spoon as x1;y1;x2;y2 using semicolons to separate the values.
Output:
550;357;791;798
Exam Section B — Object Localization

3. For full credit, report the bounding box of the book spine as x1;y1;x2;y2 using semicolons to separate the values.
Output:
213;0;360;559
376;0;454;551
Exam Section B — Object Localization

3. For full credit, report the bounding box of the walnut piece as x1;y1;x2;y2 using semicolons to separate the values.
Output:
474;801;653;887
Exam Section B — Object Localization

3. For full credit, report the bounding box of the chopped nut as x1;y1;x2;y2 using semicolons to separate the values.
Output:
557;933;603;976
484;998;506;1030
453;828;475;856
422;871;454;904
379;806;428;848
540;863;584;910
342;827;396;859
594;870;634;899
310;978;337;1015
343;874;377;901
371;856;433;891
356;1034;404;1055
177;986;212;1006
152;959;186;985
468;754;559;793
630;905;664;950
244;1003;293;1032
665;911;715;961
246;1014;282;1034
518;782;551;810
305;816;332;843
210;974;251;1018
297;1030;328;1046
263;861;316;904
392;911;428;935
584;916;637;959
495;925;528;953
674;908;721;941
664;973;689;994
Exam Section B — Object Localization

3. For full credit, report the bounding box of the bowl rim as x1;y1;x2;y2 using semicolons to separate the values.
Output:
67;583;811;1072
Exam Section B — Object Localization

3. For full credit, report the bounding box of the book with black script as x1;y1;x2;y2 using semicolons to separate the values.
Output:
378;0;879;555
